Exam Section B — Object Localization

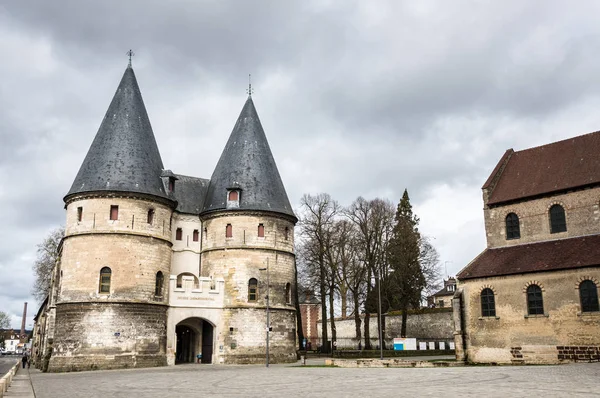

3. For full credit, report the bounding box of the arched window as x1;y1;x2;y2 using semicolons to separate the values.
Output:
248;278;258;302
480;288;496;317
226;224;232;238
549;204;566;233
580;280;599;312
155;271;164;296
527;285;544;315
505;213;520;240
228;191;239;201
258;224;265;238
99;267;111;294
285;283;291;304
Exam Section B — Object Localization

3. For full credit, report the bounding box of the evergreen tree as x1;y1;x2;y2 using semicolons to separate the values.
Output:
386;189;426;337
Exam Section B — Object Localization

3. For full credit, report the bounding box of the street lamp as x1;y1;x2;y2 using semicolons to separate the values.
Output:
259;258;270;368
377;270;383;360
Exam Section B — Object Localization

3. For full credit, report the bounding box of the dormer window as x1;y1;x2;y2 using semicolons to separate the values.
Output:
168;177;176;192
227;189;241;209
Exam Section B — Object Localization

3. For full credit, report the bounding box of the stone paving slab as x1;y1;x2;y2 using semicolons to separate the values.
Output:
25;361;600;397
4;373;35;398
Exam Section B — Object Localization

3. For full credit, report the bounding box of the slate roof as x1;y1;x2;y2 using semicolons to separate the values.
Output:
484;131;600;206
457;235;600;280
201;96;296;220
431;281;456;297
65;65;170;202
170;174;209;214
298;291;320;304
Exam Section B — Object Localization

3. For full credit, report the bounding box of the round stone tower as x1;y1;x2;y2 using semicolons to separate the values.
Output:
48;65;176;372
200;96;298;364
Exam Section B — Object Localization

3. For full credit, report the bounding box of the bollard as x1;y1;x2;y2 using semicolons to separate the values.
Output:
301;355;305;365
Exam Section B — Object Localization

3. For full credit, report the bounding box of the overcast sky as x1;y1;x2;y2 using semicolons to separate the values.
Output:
3;0;600;329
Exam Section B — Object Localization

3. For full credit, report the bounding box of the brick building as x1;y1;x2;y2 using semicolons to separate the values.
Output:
454;131;600;364
298;291;320;350
35;61;298;371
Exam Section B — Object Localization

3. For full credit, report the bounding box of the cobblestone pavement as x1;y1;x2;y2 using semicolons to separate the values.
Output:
28;361;600;397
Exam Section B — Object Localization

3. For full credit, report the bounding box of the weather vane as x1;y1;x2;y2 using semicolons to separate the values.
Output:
126;49;135;67
246;74;254;96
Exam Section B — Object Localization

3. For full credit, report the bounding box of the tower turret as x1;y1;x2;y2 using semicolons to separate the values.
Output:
200;95;297;364
49;64;175;372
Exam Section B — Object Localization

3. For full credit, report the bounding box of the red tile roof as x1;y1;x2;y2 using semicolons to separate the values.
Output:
457;235;600;280
486;131;600;205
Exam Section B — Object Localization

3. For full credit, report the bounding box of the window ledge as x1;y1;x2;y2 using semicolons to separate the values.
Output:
524;313;549;318
478;316;500;320
577;311;600;317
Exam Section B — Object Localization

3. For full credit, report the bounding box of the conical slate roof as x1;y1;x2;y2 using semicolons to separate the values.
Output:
201;96;296;220
65;65;170;202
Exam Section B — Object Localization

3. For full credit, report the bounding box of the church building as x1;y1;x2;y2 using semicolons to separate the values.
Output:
35;61;298;371
454;131;600;364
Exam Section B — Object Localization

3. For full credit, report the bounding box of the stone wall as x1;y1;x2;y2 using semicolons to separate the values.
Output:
318;309;454;347
48;302;168;372
460;268;600;364
483;186;600;249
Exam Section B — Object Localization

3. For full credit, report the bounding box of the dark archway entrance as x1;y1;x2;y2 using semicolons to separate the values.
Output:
175;318;214;364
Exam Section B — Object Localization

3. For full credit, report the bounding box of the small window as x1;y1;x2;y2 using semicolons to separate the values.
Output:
176;228;183;241
168;177;175;192
481;288;496;317
99;267;111;294
438;300;444;308
77;207;83;222
226;224;232;238
110;205;119;221
580;280;599;312
193;229;199;242
505;213;520;240
286;283;291;304
147;209;155;225
527;285;544;315
550;204;566;233
248;278;258;302
258;224;265;238
284;227;289;241
155;271;164;296
204;227;208;241
228;191;239;201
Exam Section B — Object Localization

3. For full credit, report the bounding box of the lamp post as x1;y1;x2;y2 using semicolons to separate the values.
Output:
259;258;270;368
377;270;383;360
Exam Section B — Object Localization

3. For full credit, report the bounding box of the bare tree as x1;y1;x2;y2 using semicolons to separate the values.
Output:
298;194;339;352
346;197;394;349
0;311;10;329
32;227;64;303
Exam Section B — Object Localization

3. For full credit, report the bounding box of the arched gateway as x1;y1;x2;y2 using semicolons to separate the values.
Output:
175;317;214;364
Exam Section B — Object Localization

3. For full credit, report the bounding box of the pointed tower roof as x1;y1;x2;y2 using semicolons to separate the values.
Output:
201;96;296;220
65;65;171;203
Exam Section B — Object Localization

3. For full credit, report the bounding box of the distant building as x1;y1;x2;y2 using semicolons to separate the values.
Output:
455;131;600;364
428;277;456;308
298;291;320;349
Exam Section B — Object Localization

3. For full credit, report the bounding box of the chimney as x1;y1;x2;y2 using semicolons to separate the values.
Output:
20;302;27;342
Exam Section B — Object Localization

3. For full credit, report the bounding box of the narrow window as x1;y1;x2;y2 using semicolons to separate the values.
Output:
284;227;289;241
550;204;566;233
155;271;164;296
110;205;119;221
527;285;544;315
580;280;600;312
99;267;111;294
193;229;199;242
505;213;520;240
258;223;265;238
286;283;291;304
168;177;175;192
77;207;83;222
248;278;258;302
147;209;155;225
204;227;208;241
481;288;496;317
228;191;238;201
226;224;232;238
176;228;183;241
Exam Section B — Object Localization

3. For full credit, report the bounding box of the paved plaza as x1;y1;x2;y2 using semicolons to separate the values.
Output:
1;360;594;397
